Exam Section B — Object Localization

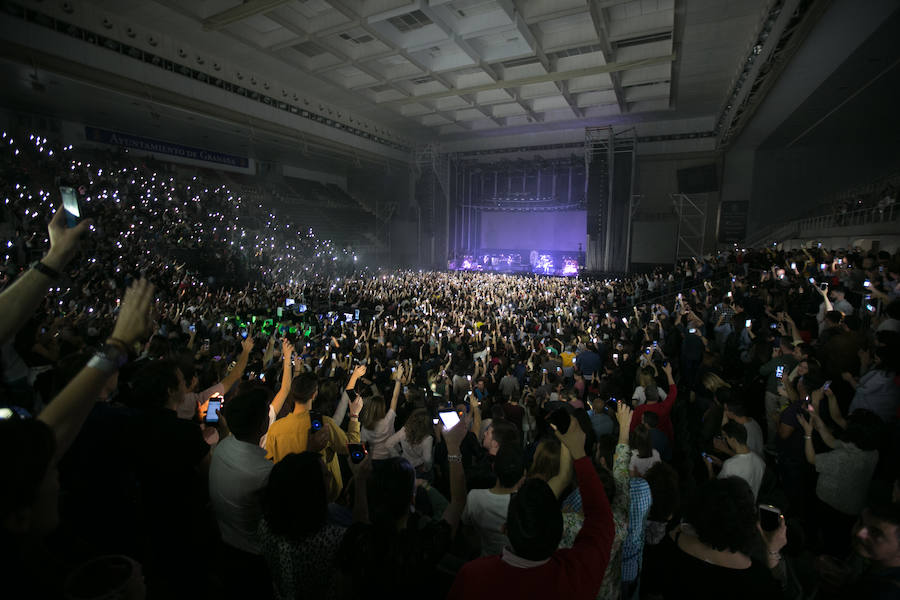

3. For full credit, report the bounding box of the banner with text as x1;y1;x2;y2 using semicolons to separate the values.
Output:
717;201;749;244
85;126;250;169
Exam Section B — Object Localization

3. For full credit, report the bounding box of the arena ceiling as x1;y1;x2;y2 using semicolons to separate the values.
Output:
75;0;772;139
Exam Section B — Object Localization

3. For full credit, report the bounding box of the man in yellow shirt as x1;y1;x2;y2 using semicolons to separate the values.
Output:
265;372;363;500
560;345;576;379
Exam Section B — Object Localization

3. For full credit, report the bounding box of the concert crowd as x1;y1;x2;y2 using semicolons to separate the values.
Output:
1;132;900;600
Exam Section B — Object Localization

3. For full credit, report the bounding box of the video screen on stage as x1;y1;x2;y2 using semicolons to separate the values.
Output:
478;210;586;252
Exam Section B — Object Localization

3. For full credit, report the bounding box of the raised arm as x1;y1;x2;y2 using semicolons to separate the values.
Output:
825;388;847;430
547;441;574;498
472;398;483;442
220;337;255;393
441;416;470;534
39;278;153;462
0;206;91;345
555;414;614;591
782;313;804;346
334;365;367;423
389;363;403;414
262;335;277;367
797;414;817;465
660;362;677;407
812;412;839;449
816;285;834;313
269;339;294;419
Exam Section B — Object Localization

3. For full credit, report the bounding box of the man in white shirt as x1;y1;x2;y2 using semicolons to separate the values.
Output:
708;420;766;500
209;389;273;554
461;446;525;556
499;368;519;399
719;400;764;457
816;284;854;333
209;389;273;596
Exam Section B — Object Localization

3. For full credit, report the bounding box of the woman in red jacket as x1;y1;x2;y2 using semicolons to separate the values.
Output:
631;361;677;441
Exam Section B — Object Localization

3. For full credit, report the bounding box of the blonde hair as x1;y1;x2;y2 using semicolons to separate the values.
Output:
528;437;561;481
702;373;732;392
359;395;387;430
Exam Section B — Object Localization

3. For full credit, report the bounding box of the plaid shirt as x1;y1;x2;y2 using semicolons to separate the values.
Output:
560;444;632;600
621;478;652;583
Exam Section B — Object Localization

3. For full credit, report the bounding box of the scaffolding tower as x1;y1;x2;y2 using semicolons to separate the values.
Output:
672;193;708;264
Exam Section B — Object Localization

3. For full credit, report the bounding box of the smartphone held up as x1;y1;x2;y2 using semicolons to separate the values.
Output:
60;186;81;228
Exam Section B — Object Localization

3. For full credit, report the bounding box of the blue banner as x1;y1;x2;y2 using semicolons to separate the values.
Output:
84;126;249;168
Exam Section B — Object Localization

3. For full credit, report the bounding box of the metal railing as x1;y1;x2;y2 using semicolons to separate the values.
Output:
793;203;897;234
748;203;898;247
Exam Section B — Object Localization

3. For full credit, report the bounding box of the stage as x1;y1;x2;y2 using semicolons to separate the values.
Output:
448;249;584;277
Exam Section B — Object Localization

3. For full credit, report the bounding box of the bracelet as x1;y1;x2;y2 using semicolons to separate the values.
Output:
87;353;119;375
349;414;359;419
106;337;131;352
804;435;812;439
447;454;462;463
31;260;62;280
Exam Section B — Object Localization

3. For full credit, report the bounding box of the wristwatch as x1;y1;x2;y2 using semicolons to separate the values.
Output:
30;260;62;280
87;342;130;374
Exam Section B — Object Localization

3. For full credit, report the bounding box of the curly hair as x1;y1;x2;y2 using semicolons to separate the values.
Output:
403;408;433;446
685;477;760;555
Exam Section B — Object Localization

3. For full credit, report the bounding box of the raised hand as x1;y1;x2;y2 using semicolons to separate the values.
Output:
110;278;154;346
552;414;587;460
443;413;470;451
282;338;294;359
44;204;94;272
349;392;364;417
797;412;814;435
